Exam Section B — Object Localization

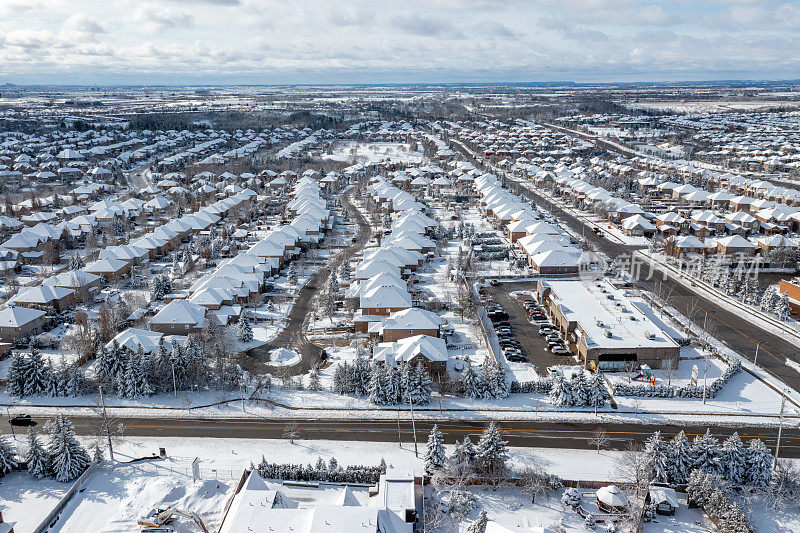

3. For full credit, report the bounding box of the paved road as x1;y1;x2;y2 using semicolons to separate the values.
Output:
58;415;800;457
249;185;372;375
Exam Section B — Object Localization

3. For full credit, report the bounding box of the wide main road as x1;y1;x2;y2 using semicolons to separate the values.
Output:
64;416;800;458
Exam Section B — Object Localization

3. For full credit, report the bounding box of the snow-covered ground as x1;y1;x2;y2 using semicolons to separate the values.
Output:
7;434;797;533
0;435;625;533
322;141;425;165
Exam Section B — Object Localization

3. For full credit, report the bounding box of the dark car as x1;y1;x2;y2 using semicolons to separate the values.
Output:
9;414;37;427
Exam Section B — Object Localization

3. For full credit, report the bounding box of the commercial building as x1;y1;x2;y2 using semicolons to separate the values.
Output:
536;279;680;371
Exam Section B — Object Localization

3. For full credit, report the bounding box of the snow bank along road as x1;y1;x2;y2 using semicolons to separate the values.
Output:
449;135;800;400
63;416;800;458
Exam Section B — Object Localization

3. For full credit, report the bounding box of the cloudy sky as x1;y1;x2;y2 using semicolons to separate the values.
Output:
1;0;799;84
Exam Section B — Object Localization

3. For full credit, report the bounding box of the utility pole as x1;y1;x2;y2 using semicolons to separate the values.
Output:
99;385;114;461
773;389;787;470
702;346;709;404
409;396;418;458
753;343;760;366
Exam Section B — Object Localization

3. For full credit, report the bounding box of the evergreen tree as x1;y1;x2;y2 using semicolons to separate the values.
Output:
69;253;83;271
6;352;26;397
0;436;17;477
667;430;692;485
466;510;488;533
385;364;402;404
25;426;50;479
47;415;90;482
485;360;508;399
572;371;590;407
548;374;574;407
351;353;371;396
587;373;607;409
745;438;773;487
691;429;721;475
424;425;446;475
720;432;747;485
332;362;351;394
406;361;431;405
237;312;254;343
476;421;507;486
23;347;49;396
644;431;669;483
368;362;388;405
308;366;322;391
460;356;482;399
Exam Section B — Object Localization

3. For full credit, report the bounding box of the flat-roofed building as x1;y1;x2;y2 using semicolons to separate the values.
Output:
536;279;680;371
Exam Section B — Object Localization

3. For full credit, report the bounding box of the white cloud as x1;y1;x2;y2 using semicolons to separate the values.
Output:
134;3;194;34
0;0;798;83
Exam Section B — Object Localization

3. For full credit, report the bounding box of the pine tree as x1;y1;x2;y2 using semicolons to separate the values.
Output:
351;354;371;396
308;366;322;391
424;425;446;475
720;432;747;485
6;352;26;397
667;430;692;485
572;370;590;407
691;429;721;475
385;364;402;404
92;441;105;464
368;362;387;405
0;436;17;477
332;362;350;394
486;360;509;399
134;351;154;397
460;356;482;399
237;312;254;343
25;427;50;479
644;431;669;483
587;373;607;409
467;510;488;533
47;415;90;482
476;422;507;486
548;374;574;407
24;347;49;396
407;361;431;405
745;438;773;487
69;253;83;271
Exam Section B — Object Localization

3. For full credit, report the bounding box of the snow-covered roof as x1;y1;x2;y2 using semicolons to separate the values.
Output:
0;306;46;327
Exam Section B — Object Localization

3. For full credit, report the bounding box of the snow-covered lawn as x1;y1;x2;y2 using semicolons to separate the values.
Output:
322;141;425;165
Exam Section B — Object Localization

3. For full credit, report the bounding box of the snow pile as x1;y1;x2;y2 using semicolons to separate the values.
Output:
268;348;301;366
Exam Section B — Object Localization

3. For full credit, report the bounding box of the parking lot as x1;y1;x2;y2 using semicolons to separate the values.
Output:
486;281;577;375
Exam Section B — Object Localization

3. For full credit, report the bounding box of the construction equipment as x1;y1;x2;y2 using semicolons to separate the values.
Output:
138;507;209;533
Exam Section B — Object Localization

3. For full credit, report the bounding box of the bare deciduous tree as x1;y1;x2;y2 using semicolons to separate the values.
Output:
588;428;609;454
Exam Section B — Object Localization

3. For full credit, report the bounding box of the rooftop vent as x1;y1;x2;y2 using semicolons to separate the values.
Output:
604;330;613;338
645;331;655;340
595;319;604;327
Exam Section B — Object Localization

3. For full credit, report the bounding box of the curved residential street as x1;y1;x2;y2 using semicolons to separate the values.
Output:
249;184;373;375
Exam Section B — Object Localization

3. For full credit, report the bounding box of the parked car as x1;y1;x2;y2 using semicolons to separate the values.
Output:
539;326;554;335
545;334;561;343
507;354;529;363
551;345;570;355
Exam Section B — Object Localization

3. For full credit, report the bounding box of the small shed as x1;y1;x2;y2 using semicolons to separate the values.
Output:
649;486;679;516
596;485;629;513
